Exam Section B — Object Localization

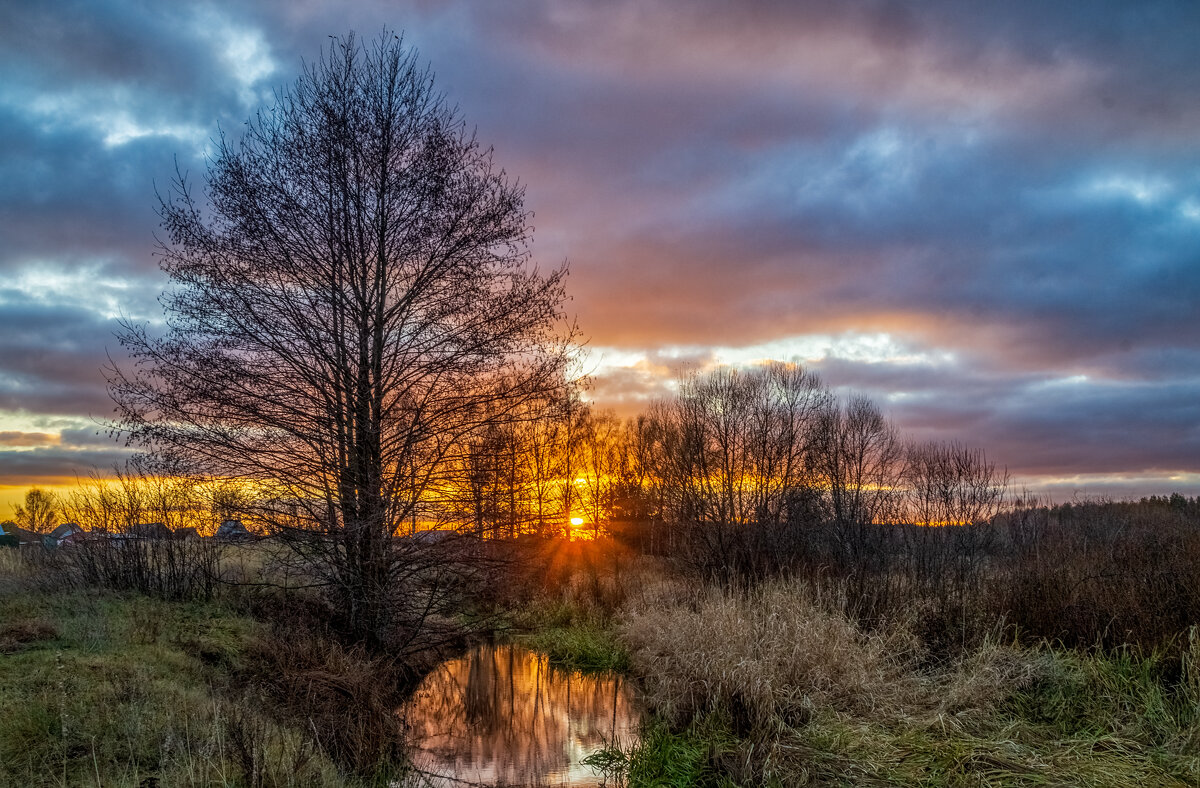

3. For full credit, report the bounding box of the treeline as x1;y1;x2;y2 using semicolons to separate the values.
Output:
447;362;1006;543
0;362;1009;548
456;364;1200;655
3;466;251;538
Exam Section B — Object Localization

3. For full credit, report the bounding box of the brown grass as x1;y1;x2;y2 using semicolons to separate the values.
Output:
616;575;1198;786
0;617;57;654
622;580;930;733
622;579;1058;734
235;598;410;777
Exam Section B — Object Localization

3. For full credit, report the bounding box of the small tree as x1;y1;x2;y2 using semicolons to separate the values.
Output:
903;441;1007;527
13;488;59;533
108;32;573;644
807;395;904;564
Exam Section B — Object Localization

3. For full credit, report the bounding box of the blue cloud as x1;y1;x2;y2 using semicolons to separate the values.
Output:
1;0;1198;494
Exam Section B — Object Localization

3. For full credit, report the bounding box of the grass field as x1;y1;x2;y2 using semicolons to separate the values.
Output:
0;566;409;787
590;579;1200;787
4;512;1200;787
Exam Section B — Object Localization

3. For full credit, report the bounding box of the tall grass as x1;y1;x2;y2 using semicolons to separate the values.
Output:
623;581;924;732
617;578;1200;786
0;590;373;787
0;548;422;785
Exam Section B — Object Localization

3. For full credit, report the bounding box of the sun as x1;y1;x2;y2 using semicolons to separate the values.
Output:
569;517;584;526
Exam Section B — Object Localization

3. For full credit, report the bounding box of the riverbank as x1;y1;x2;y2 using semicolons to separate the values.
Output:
482;544;1200;787
585;579;1200;787
5;537;1199;787
0;550;414;786
0;589;367;786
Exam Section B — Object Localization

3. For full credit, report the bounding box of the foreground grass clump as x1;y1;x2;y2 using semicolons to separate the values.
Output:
0;589;382;787
623;581;925;730
521;618;631;673
585;712;744;788
617;580;1200;787
498;594;631;672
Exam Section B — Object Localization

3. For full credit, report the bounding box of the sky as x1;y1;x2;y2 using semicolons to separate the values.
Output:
1;0;1198;510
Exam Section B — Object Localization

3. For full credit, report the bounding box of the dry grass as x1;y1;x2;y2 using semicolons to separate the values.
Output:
0;617;58;654
617;577;1200;786
240;617;409;777
0;548;34;592
622;580;926;732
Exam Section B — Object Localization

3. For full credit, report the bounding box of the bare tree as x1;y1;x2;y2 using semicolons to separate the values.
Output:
899;440;1008;591
108;32;573;644
56;465;223;600
521;394;573;537
12;487;59;533
62;461;212;536
807;395;904;563
903;441;1008;527
577;409;623;538
655;364;825;528
643;364;828;575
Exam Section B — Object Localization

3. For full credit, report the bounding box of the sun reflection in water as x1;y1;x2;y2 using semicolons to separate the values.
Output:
400;642;640;786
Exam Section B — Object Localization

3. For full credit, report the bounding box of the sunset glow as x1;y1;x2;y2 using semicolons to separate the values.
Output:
1;2;1198;503
4;15;1198;787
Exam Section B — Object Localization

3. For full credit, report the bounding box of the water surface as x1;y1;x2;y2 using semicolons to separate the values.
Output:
401;643;640;786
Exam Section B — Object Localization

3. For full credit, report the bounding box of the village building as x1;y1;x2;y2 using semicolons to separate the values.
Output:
48;523;87;546
215;519;254;541
127;522;174;539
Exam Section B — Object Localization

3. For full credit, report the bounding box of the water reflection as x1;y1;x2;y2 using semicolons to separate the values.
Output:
401;643;640;787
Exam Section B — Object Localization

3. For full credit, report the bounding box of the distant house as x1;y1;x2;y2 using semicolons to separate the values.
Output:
2;525;48;547
404;529;457;545
174;526;201;540
48;523;87;546
127;522;174;540
216;520;254;542
0;522;15;548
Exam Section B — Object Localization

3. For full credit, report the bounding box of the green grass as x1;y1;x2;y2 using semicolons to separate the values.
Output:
0;589;370;787
1006;644;1199;743
521;619;631;672
495;594;633;673
604;672;1199;788
586;713;743;788
625;646;1200;788
793;712;1195;787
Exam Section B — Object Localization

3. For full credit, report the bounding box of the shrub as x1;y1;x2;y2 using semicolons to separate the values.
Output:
621;580;924;734
32;535;224;601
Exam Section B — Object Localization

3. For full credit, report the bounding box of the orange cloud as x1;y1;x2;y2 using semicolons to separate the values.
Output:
0;431;60;447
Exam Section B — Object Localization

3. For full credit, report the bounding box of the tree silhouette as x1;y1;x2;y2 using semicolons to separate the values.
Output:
108;32;573;644
13;487;59;534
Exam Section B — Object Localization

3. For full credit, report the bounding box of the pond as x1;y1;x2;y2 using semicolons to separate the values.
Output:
400;642;641;787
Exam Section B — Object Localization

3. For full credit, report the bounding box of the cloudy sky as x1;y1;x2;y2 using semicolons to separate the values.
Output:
1;0;1198;509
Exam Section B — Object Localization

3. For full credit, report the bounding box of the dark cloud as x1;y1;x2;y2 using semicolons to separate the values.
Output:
0;107;168;274
0;296;127;416
2;0;1199;495
0;444;133;486
0;432;58;448
808;354;1200;478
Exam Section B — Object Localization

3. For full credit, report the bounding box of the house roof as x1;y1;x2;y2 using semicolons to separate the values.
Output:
8;526;44;545
128;522;174;538
49;523;84;540
216;519;252;538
